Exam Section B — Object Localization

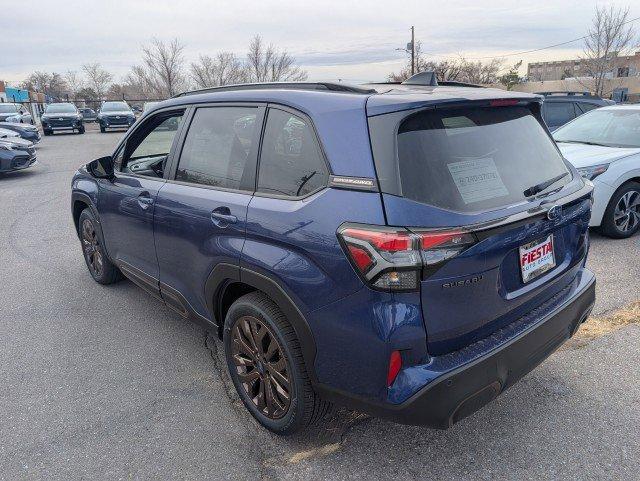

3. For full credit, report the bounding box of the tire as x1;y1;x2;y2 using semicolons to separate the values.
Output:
78;208;121;284
100;125;106;133
78;125;85;134
598;181;640;239
223;292;331;435
43;130;52;136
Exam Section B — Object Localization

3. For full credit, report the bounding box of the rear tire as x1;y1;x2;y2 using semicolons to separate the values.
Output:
78;125;85;134
598;182;640;239
78;208;121;284
100;125;106;133
223;292;331;435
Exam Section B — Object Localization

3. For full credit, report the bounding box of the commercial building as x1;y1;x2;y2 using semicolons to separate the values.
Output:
527;51;640;82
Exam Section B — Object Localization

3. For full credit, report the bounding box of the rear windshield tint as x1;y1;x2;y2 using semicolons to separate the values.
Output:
371;106;570;212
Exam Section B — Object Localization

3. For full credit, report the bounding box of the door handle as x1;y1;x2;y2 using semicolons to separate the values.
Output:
137;192;154;210
211;207;237;227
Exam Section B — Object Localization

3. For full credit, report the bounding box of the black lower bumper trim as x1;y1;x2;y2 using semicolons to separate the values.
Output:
317;274;596;428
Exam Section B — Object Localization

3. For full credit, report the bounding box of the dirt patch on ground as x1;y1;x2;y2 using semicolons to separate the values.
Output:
565;301;640;349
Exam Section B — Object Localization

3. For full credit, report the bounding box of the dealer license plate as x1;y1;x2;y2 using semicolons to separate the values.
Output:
519;235;555;283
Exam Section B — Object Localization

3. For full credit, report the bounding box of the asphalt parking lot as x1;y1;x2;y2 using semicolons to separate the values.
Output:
1;126;639;480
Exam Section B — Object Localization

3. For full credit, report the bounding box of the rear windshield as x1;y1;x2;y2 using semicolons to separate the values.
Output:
371;106;570;212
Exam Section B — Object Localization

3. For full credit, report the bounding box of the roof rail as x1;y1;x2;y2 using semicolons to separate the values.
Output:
535;91;595;97
398;72;484;89
438;80;485;88
173;82;376;98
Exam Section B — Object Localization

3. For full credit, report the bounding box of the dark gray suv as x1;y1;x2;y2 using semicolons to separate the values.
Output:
538;91;614;131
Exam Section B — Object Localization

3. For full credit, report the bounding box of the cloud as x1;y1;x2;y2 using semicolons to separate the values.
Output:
1;0;638;83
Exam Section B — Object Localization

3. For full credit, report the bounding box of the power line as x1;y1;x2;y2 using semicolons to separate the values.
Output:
466;15;640;60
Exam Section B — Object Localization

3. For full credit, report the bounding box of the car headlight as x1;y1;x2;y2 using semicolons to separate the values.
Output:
577;164;609;181
0;143;14;151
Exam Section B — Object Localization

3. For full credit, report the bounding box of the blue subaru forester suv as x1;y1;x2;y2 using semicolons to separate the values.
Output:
71;77;596;434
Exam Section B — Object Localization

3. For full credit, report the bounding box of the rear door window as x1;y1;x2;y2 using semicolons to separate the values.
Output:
543;101;577;127
175;107;259;190
372;106;570;212
256;109;328;197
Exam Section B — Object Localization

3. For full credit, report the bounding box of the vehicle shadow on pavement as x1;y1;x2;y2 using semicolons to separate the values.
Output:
250;326;640;479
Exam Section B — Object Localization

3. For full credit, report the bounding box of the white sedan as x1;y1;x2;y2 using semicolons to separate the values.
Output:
553;105;640;238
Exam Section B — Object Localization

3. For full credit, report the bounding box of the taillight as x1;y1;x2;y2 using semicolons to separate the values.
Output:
337;224;477;291
416;230;476;268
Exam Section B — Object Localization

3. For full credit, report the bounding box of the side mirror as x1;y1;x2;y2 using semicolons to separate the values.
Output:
87;156;114;179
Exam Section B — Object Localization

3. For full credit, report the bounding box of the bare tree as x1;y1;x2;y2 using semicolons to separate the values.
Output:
21;71;67;98
388;43;502;85
82;63;113;98
246;35;307;82
130;38;187;98
64;70;84;98
190;52;247;88
581;6;636;96
459;58;504;84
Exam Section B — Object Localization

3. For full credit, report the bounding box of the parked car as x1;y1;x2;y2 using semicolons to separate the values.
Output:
71;79;595;434
554;104;640;238
0;103;33;124
78;108;98;122
41;103;85;135
0;121;41;143
538;92;614;132
0;136;37;173
96;101;136;132
0;127;20;139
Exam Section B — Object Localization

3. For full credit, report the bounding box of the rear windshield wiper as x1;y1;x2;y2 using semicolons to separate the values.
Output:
523;172;569;198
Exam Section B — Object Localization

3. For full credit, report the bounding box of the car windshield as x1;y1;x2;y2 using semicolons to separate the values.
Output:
102;102;130;112
553;109;640;148
46;104;76;113
0;105;19;113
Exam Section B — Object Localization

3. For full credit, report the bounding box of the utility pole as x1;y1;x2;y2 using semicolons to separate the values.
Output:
411;26;415;76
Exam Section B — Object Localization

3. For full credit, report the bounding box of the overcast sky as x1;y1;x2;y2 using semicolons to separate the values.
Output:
2;0;639;85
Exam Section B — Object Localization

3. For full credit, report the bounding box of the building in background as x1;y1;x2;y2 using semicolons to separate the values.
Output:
0;83;46;120
527;51;640;82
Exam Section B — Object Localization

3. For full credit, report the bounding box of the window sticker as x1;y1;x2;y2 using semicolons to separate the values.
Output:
447;157;509;204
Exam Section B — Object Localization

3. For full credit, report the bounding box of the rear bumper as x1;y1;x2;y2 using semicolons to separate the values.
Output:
318;269;595;428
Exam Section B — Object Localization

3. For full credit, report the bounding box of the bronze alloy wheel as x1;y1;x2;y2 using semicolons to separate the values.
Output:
81;218;104;277
230;315;292;419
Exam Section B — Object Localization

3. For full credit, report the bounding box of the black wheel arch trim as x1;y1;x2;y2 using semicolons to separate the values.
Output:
204;263;319;385
71;191;114;262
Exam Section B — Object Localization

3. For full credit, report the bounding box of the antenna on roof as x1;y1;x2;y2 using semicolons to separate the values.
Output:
401;72;438;86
